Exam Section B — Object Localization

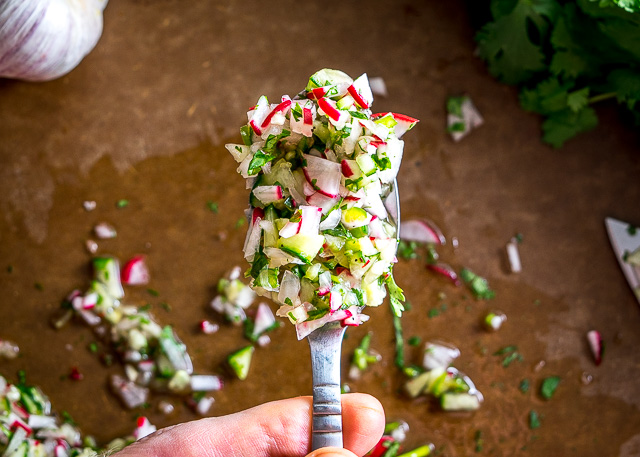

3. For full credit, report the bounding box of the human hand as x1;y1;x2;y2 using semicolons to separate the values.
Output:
114;393;384;457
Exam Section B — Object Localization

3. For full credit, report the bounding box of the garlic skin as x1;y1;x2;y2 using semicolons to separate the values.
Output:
0;0;108;82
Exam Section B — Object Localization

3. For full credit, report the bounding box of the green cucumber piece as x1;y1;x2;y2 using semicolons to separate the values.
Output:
278;234;324;264
356;154;377;176
92;256;124;299
440;392;481;411
228;345;255;380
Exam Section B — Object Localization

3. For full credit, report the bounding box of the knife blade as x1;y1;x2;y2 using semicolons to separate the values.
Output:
605;217;640;305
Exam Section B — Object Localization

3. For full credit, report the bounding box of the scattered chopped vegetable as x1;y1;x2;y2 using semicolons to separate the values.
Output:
349;332;381;380
586;329;604;365
460;268;495;299
116;199;129;208
483;310;507;331
506;237;522;273
529;410;541;429
540;376;561;400
94;222;117;239
0;338;19;359
227;345;254;381
446;95;484;142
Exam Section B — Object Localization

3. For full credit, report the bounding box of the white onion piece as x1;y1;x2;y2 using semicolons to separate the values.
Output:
0;0;108;82
506;239;522;273
253;302;276;336
295;308;351;340
423;341;460;371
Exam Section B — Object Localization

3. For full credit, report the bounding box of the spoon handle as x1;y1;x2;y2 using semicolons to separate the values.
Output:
307;322;347;450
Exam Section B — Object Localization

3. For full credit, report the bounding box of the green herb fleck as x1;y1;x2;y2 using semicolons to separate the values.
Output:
62;411;77;426
628;225;638;236
235;218;246;229
160;302;172;312
116;199;129;208
34;282;43;291
428;308;440;318
408;336;422;347
7;265;13;273
474;430;484;453
88;342;98;354
146;288;160;297
460;268;495;299
207;201;219;213
540;376;561;400
529;410;541;429
520;378;530;393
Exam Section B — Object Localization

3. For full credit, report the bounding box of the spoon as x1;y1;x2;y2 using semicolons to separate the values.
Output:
307;180;400;450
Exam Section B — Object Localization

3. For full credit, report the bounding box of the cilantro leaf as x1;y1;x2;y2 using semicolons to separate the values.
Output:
476;0;559;84
541;106;598;147
567;87;590;112
385;273;405;317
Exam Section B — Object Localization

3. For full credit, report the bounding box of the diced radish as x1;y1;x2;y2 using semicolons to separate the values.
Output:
279;220;301;238
318;271;332;296
247;95;270;134
11;417;32;435
110;375;149;409
190;374;223;392
195;396;215;415
121;255;150;286
304;107;313;124
506;238;522;273
299;205;322;235
368;76;388;97
306;192;339;214
358;118;391;141
200;320;219;335
317;97;349;129
426;262;460;286
94;222;117;239
447;96;483;142
252;207;265;224
587;330;603;366
400;219;446;245
261;99;292;128
303;154;342;198
278;270;301;305
133;416;156;440
243;216;262;262
367;436;396;457
252;185;284;204
295;308;352;340
372;112;419;138
257;334;271;347
307;86;328;100
290;100;316;137
349;73;374;109
319;208;342;231
423;341;461;371
253;302;276;336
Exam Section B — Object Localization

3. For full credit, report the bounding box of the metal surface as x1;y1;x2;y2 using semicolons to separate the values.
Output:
605;217;640;305
307;321;347;449
307;180;400;450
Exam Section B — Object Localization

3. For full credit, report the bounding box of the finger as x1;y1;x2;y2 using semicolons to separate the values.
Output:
115;393;384;457
305;447;358;457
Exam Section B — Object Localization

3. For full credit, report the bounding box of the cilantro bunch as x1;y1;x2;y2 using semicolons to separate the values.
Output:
476;0;640;147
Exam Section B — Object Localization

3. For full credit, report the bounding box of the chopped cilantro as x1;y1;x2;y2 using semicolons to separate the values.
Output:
207;201;219;213
385;273;405;317
408;336;422;347
428;308;440;318
474;430;484;453
240;125;252;146
628;224;638;236
397;240;420;259
540;376;561;399
34;282;43;291
116;199;129;208
146;288;160;297
460;268;495;299
391;311;405;369
529;410;541;429
88;342;98;353
7;265;13;273
520;378;530;393
235;218;246;229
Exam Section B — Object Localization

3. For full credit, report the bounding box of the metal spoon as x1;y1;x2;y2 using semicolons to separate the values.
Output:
307;181;400;450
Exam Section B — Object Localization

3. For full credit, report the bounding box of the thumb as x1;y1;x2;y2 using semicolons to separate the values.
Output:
305;447;358;457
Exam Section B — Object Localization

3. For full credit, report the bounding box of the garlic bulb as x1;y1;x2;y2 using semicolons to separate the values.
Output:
0;0;107;82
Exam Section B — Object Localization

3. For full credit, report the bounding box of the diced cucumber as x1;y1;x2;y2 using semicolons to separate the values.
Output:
405;371;431;398
341;207;369;229
278;234;325;264
307;68;352;91
92;256;124;299
440;392;481;411
228;345;255;380
356;154;377;176
337;94;355;110
5;441;28;457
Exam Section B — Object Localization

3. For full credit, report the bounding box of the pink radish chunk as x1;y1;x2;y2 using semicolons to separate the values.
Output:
400;219;446;245
121;255;150;286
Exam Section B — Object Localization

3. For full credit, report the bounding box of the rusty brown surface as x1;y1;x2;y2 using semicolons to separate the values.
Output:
1;1;639;455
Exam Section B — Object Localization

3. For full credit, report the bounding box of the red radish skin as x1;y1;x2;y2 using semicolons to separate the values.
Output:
400;219;446;245
121;255;150;286
347;84;370;109
260;99;292;128
249;119;262;135
587;330;603;366
303;107;313;124
252;207;265;223
427;263;461;286
341;159;355;177
318;97;341;122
